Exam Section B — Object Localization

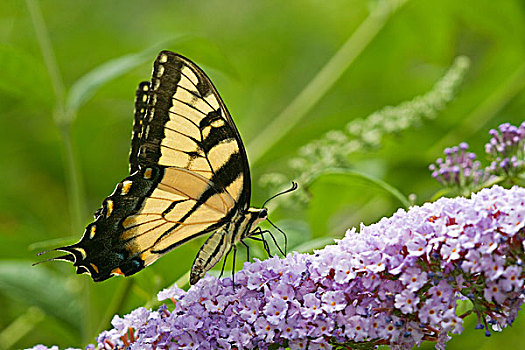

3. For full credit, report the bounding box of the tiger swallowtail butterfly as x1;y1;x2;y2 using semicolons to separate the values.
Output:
45;51;269;285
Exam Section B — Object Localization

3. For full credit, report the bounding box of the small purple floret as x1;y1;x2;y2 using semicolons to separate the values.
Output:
429;142;487;189
485;122;525;177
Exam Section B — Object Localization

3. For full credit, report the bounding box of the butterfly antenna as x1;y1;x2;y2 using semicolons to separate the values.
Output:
262;182;298;208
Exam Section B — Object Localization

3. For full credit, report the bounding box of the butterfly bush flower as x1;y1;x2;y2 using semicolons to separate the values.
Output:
429;142;486;190
430;122;525;192
485;122;525;178
30;185;524;350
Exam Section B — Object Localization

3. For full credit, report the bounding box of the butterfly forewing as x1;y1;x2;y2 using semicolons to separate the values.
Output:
50;51;256;282
137;51;251;207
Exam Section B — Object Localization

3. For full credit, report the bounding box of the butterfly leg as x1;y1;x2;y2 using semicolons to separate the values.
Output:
248;227;272;257
247;226;286;258
218;248;230;280
218;246;237;290
248;227;271;260
259;231;272;257
231;245;237;290
259;228;285;256
241;239;250;262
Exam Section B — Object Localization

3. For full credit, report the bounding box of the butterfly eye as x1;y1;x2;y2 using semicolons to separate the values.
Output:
259;208;268;219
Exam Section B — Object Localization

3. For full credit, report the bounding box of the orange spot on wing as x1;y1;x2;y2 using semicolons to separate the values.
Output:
112;267;124;276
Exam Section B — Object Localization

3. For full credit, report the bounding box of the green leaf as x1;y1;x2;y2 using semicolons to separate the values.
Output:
312;168;411;208
307;168;411;237
0;261;83;334
65;36;192;117
65;48;156;115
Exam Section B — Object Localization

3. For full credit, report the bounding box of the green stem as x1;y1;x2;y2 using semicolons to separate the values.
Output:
26;0;86;232
26;0;89;342
82;277;92;344
58;123;86;233
247;0;407;164
0;307;44;350
309;168;411;209
428;61;525;156
25;0;66;106
96;278;134;334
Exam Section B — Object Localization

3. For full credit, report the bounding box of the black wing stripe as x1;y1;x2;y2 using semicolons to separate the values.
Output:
149;152;243;243
200;130;236;155
172;97;208;116
167;111;200;128
123;217;164;231
209;152;243;191
148;227;218;255
164;126;201;144
175;81;217;112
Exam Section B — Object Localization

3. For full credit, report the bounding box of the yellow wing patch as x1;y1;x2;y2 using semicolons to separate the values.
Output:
120;167;235;261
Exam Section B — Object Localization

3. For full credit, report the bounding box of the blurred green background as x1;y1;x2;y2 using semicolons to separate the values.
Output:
1;0;524;349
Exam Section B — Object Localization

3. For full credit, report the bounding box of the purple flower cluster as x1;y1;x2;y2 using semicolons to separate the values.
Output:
429;142;486;189
28;186;525;350
486;122;525;177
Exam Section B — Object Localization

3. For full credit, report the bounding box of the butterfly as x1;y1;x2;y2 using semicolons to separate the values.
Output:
46;50;270;285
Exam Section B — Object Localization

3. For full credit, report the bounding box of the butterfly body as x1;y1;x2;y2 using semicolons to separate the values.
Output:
49;51;266;284
191;207;267;284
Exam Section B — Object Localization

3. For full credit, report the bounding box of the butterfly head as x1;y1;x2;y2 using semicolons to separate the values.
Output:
259;207;268;220
245;207;268;227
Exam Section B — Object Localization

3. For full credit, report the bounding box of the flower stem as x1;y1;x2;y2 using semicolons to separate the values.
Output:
428;61;525;156
0;307;44;350
247;0;407;164
26;0;87;233
26;0;89;342
25;0;66;105
96;278;134;334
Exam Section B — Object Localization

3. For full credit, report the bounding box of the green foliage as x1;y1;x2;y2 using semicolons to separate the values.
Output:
0;262;83;332
1;0;525;349
260;56;470;207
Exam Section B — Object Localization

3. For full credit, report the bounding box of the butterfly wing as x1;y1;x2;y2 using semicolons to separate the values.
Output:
51;51;252;281
137;51;251;206
129;81;150;174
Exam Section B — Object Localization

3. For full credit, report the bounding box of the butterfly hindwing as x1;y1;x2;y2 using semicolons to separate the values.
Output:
58;165;239;281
